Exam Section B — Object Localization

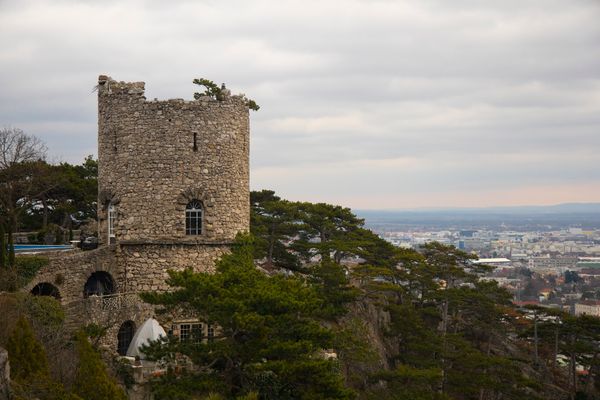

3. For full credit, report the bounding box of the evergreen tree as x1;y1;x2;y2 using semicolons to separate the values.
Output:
292;202;364;264
6;315;49;381
141;235;354;400
250;190;302;270
72;331;127;400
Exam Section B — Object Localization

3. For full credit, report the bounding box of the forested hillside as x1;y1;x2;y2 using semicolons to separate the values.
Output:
2;182;600;399
136;191;600;400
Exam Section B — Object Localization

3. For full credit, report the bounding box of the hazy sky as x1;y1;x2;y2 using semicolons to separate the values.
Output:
1;0;599;209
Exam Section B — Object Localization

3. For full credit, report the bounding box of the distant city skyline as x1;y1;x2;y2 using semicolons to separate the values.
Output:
1;0;599;209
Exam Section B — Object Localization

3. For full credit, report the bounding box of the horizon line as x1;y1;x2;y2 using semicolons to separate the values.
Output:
354;201;600;213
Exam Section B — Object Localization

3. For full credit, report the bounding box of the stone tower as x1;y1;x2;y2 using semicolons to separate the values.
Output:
96;75;250;293
25;76;250;355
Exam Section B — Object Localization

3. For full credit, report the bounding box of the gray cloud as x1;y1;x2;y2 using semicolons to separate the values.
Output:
0;0;599;208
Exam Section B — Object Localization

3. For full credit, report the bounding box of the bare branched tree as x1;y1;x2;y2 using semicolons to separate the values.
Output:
0;126;47;169
0;128;48;267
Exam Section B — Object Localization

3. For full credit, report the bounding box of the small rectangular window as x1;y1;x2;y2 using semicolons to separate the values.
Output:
180;324;191;342
186;201;203;235
173;321;209;344
193;132;198;152
191;323;203;344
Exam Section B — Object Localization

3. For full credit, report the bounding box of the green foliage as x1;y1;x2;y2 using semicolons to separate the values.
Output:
141;235;354;399
250;190;302;270
113;356;135;389
6;315;49;381
0;255;50;291
247;191;551;397
72;331;127;400
250;191;386;271
0;156;98;239
22;293;65;330
0;292;62;346
245;99;260;111
309;261;359;318
193;78;222;98
370;365;448;400
292;201;365;264
332;318;378;385
193;77;260;111
14;255;49;286
355;236;539;399
0;294;79;399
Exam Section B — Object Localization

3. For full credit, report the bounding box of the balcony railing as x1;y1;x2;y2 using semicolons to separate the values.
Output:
82;292;140;311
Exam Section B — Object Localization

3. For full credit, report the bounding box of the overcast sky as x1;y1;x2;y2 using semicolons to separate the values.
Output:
1;0;599;209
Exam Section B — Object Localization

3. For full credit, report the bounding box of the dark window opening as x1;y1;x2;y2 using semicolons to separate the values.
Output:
191;323;203;344
117;320;135;356
84;271;116;297
175;323;203;344
31;282;60;299
193;132;198;152
186;200;203;235
180;323;191;342
207;324;215;342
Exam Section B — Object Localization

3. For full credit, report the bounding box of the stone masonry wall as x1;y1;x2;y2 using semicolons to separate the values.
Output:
24;248;120;305
97;76;250;246
121;244;228;292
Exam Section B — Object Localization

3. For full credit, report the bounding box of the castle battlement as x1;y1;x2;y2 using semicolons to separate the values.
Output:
97;75;248;107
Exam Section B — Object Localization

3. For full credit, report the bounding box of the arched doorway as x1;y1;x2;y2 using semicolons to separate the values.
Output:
117;320;135;356
83;271;116;297
30;282;60;299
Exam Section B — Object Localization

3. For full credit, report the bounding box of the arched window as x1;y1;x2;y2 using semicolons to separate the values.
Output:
83;271;116;297
31;282;60;299
108;203;117;244
186;200;203;235
117;320;136;356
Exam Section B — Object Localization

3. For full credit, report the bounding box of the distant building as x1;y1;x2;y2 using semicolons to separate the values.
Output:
575;300;600;317
473;258;512;269
529;256;578;271
577;257;600;270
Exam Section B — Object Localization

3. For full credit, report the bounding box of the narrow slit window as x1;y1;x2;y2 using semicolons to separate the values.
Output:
108;203;117;243
186;200;203;235
207;324;215;342
193;132;198;152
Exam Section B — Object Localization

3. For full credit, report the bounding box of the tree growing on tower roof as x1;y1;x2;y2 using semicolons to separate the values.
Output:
193;78;260;111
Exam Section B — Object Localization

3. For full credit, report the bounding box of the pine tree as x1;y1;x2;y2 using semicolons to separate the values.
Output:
141;235;354;400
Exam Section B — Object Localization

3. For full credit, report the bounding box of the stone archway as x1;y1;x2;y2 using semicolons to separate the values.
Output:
30;282;60;299
83;271;116;297
117;320;136;356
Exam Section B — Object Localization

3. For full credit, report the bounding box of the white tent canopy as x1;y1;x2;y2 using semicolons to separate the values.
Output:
126;318;167;359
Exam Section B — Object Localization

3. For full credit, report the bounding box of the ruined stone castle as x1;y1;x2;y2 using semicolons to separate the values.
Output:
24;75;250;354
